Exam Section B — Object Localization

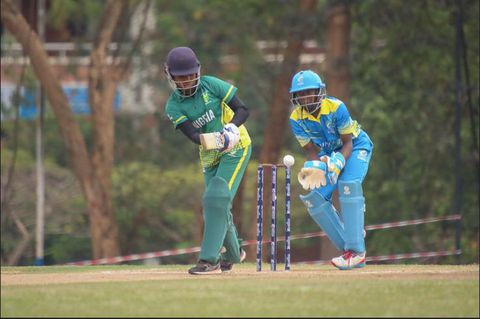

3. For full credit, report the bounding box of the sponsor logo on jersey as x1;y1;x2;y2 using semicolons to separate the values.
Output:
318;139;342;151
357;150;368;162
202;92;211;105
192;109;215;129
325;119;336;134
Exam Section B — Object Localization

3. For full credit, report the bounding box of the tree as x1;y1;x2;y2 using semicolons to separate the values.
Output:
248;0;319;260
259;0;319;165
349;0;479;262
325;1;351;104
320;1;352;259
1;0;147;259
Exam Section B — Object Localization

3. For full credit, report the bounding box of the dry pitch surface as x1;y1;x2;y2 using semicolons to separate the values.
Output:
2;264;477;285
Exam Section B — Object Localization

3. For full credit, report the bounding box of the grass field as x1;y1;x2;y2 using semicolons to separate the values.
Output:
1;264;478;317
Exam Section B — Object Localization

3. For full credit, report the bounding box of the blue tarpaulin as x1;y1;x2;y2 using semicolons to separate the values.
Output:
1;85;121;120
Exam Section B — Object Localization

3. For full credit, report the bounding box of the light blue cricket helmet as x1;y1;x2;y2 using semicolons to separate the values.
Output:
289;70;326;114
289;70;325;93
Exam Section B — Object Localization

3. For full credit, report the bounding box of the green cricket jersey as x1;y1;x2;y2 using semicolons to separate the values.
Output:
165;75;251;168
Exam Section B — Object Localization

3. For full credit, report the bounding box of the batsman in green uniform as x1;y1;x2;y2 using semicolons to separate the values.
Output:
164;47;251;275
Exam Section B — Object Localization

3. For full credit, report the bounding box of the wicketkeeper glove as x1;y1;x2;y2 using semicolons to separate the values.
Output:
297;160;327;190
320;151;346;185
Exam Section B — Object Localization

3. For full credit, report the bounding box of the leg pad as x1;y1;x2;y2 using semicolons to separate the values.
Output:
300;191;345;251
200;177;231;263
339;180;365;253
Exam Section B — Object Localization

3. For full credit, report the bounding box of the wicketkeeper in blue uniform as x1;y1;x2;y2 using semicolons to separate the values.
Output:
289;70;373;270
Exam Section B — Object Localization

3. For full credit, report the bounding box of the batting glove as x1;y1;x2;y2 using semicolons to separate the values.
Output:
220;123;240;152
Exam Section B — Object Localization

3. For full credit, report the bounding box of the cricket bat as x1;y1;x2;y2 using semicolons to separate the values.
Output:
199;132;225;150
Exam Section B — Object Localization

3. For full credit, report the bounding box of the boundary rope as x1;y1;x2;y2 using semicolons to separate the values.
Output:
65;214;461;266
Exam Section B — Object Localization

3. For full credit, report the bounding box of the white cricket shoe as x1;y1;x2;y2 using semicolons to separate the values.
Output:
331;251;366;270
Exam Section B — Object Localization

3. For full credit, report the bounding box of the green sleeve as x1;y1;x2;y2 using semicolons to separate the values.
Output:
165;100;187;128
203;76;238;104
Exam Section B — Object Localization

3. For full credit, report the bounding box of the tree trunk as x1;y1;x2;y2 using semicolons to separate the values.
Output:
325;2;351;104
321;2;352;260
87;0;126;258
1;0;127;259
1;0;92;185
6;211;32;265
259;0;318;164
247;0;318;262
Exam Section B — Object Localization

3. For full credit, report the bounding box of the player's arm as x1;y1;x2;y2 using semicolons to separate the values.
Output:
182;94;247;149
320;101;354;164
314;103;354;185
338;133;353;161
316;134;351;185
227;95;249;126
177;121;201;145
201;94;248;151
303;142;321;161
179;121;231;150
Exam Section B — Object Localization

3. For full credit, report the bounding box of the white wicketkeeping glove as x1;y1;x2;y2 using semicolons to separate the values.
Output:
297;160;328;190
220;123;240;152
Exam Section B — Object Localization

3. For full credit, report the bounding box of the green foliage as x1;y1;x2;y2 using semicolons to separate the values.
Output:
1;147;35;169
45;234;91;264
1;0;478;266
114;113;198;168
1;147;87;265
350;0;479;262
49;0;103;39
112;161;204;262
1;114;92;168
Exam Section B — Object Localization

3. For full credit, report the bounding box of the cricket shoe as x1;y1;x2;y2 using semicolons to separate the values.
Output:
188;260;222;275
220;248;247;273
331;251;366;270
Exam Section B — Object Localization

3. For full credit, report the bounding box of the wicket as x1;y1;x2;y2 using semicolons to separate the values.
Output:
256;163;291;271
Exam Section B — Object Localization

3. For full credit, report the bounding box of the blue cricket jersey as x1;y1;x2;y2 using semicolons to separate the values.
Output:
289;96;373;157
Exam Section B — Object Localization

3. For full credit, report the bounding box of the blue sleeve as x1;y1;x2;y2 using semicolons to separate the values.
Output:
289;119;310;147
335;103;356;135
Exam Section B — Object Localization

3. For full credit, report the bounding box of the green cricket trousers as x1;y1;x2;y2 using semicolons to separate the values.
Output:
200;144;252;264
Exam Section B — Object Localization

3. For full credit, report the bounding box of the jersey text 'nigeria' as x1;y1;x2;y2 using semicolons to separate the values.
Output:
192;110;215;129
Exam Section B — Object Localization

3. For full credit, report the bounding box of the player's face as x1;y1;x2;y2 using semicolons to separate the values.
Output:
296;89;318;103
294;89;321;113
172;73;199;97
